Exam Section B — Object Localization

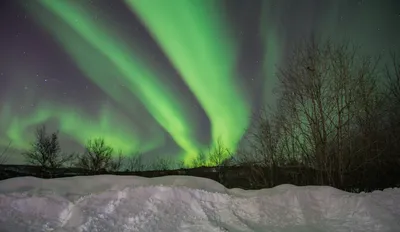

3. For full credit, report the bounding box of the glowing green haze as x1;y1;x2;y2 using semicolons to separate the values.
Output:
124;0;251;163
1;101;159;155
261;0;284;109
30;0;201;159
23;1;164;152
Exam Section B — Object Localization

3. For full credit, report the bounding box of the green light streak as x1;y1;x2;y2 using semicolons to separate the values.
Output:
26;3;162;145
1;102;158;154
30;0;201;159
124;0;251;162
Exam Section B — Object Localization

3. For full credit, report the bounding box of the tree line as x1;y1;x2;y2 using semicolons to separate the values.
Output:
12;125;233;172
1;38;399;191
231;39;400;190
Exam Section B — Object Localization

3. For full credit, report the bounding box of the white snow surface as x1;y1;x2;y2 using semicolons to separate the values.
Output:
0;175;399;232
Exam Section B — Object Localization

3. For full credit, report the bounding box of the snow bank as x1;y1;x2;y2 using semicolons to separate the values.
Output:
0;175;399;232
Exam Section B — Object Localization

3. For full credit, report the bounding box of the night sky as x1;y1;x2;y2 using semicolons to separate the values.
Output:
1;0;399;165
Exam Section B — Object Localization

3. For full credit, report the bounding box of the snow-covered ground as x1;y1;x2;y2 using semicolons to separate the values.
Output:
0;175;399;232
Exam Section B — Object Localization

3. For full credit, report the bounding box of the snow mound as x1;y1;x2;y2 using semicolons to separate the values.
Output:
0;175;399;232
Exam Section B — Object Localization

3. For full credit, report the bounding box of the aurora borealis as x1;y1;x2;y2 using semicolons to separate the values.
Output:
1;0;399;165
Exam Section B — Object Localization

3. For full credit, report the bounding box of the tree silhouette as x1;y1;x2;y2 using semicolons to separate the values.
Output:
76;138;122;172
22;125;74;168
0;142;11;164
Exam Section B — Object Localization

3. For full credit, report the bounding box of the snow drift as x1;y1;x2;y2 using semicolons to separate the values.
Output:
0;175;399;232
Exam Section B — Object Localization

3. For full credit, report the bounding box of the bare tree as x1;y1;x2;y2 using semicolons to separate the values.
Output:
0;142;12;164
109;150;124;172
22;126;74;168
125;151;145;172
76;138;116;172
384;52;400;167
208;138;231;167
386;53;400;106
277;39;336;181
243;109;283;187
275;39;383;187
149;156;173;171
191;151;207;168
174;159;186;169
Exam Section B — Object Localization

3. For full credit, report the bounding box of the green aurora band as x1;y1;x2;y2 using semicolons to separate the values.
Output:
13;2;166;156
124;0;251;163
27;0;206;162
1;101;160;155
1;0;397;166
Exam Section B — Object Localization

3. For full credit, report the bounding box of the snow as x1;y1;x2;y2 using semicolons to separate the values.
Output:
0;175;399;232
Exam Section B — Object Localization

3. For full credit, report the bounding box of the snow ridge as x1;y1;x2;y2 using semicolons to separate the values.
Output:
0;175;399;232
